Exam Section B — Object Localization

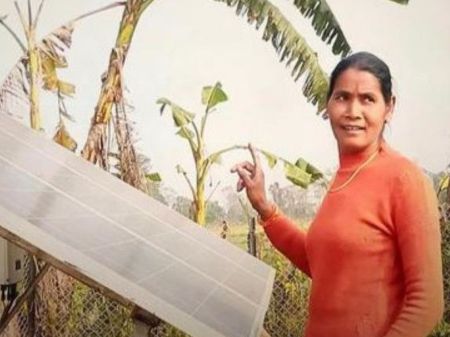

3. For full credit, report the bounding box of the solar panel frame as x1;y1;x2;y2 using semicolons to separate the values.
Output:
0;114;275;337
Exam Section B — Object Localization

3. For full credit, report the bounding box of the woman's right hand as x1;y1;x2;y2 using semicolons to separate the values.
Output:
230;144;274;219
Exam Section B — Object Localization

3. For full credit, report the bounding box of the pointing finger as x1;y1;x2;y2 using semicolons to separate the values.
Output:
248;143;261;169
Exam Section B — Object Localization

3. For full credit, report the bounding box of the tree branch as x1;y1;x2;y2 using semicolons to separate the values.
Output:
14;2;28;38
73;1;126;23
32;0;45;30
206;180;221;204
178;167;196;201
0;15;26;52
27;0;32;28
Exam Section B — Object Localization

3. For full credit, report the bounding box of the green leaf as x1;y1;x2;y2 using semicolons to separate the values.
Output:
284;162;311;189
157;98;195;127
213;0;332;114
294;158;308;171
388;0;409;4
293;158;323;182
209;153;222;165
262;151;277;169
145;172;162;182
172;105;195;127
201;82;228;109
176;127;195;140
439;175;449;193
157;98;169;112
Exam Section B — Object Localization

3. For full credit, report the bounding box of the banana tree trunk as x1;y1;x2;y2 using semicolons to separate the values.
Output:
28;36;41;130
22;14;42;337
193;143;207;226
114;101;149;191
81;0;153;166
194;178;206;226
15;1;42;130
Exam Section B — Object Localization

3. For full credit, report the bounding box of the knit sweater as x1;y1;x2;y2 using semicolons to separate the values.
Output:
263;142;444;337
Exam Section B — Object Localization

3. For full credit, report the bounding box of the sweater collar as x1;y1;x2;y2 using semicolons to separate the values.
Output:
338;140;388;172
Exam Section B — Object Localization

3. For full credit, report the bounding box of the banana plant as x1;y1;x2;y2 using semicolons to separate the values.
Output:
437;172;450;222
0;0;125;148
212;0;408;115
79;0;409;176
1;0;151;190
158;82;323;226
81;0;154;167
80;0;350;168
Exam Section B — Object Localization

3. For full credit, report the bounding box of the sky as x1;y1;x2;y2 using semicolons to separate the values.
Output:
0;0;449;201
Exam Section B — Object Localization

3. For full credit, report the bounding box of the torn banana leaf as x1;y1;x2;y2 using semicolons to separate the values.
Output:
53;121;77;152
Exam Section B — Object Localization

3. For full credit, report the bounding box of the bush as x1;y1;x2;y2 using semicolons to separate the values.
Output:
429;220;450;337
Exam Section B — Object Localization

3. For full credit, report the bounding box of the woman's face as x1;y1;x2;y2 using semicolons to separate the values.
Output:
327;68;394;155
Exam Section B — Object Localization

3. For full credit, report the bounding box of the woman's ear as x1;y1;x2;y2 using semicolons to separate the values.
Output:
385;96;396;123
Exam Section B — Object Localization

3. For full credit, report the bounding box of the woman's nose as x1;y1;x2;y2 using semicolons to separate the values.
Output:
345;100;363;119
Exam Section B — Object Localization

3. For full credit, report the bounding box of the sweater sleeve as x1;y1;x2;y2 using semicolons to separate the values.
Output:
384;167;444;337
262;211;311;277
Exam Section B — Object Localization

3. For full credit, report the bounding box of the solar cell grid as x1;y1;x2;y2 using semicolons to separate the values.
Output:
0;113;275;337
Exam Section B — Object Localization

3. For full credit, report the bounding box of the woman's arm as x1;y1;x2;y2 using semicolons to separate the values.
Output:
262;210;311;277
231;144;311;277
384;167;444;337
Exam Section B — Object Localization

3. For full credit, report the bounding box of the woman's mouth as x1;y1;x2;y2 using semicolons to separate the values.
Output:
342;125;365;131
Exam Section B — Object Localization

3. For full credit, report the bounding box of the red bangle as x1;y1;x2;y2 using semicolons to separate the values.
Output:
257;204;279;227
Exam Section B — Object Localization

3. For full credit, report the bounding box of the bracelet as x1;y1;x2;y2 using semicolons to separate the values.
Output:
257;204;279;227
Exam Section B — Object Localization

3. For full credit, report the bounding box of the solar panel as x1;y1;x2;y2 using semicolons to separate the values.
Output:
0;113;275;337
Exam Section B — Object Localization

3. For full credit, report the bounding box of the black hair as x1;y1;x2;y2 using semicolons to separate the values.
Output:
327;52;393;103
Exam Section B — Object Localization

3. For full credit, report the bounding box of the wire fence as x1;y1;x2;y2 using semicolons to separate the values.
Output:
1;254;34;337
0;256;134;337
440;219;450;325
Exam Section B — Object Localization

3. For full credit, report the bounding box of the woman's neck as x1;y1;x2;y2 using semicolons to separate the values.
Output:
338;139;383;172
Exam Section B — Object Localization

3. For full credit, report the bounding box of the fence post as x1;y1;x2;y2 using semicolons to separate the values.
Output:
247;217;257;257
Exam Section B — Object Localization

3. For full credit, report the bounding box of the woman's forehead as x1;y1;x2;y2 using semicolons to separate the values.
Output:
333;68;382;92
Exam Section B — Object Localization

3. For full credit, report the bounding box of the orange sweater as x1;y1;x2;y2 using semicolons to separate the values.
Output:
263;142;444;337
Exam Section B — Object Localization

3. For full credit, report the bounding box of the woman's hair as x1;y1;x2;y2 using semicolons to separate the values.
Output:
327;52;393;103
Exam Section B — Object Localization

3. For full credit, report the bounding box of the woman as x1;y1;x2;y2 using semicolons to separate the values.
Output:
232;52;444;337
